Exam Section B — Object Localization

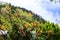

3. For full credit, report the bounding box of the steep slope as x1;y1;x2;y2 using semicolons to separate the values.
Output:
0;2;60;40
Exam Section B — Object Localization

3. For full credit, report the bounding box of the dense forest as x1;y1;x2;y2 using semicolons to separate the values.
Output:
0;2;60;40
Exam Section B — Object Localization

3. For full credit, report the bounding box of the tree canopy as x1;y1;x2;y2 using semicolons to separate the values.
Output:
0;2;60;40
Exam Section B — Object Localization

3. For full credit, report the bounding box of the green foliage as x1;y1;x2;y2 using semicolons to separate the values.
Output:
0;2;60;40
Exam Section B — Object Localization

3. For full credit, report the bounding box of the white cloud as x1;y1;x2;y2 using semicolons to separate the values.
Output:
0;0;60;26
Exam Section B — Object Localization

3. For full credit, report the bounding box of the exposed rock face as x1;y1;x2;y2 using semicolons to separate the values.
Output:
0;29;8;35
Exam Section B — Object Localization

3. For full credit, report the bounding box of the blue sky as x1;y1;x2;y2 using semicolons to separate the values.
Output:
0;0;60;26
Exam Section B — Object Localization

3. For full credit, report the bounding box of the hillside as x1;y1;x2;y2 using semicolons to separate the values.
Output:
0;2;60;40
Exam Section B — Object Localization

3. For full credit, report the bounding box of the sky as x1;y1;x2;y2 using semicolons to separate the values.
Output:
0;0;60;26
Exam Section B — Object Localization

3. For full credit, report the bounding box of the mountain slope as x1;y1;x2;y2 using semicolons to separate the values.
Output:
0;2;60;40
